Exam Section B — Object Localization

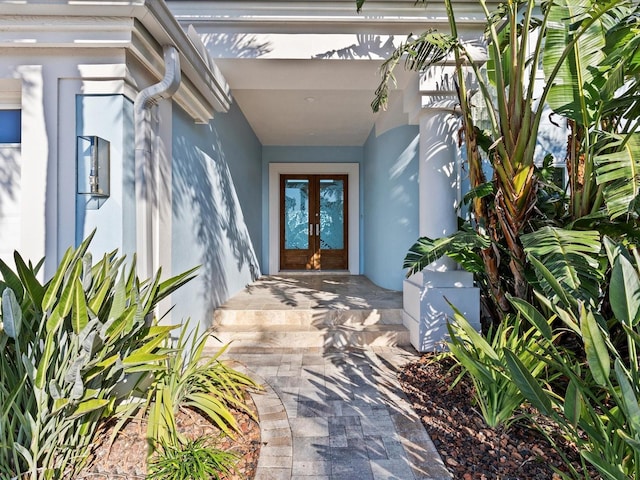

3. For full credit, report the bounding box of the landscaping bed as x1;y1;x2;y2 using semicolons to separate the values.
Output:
78;395;260;480
399;354;597;480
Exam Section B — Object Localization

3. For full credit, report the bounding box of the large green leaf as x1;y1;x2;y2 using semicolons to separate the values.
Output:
581;306;611;386
609;246;640;326
72;278;88;334
565;379;583;427
404;230;491;276
503;349;553;416
1;288;21;339
614;359;640;434
42;246;74;312
521;226;602;303
594;133;640;219
507;295;553;340
543;0;609;125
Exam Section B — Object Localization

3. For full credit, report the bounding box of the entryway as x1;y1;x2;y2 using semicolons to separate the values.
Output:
268;163;360;275
280;174;348;270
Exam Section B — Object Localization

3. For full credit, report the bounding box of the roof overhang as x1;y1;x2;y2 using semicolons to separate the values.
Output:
0;0;230;122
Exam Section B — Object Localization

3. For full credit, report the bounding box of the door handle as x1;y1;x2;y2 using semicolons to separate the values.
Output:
316;223;320;236
309;224;313;236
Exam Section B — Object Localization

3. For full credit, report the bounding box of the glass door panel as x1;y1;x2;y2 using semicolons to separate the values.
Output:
283;179;309;249
319;179;344;250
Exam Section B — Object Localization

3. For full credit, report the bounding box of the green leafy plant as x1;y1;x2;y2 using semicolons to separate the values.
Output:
446;303;556;429
147;436;238;480
0;232;196;479
145;326;261;450
503;237;640;479
357;0;640;322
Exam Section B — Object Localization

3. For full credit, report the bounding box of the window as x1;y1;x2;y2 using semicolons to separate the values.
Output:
0;110;21;143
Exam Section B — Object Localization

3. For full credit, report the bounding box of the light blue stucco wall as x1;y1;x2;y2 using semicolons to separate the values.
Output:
171;102;262;331
261;146;364;273
75;94;136;259
363;125;419;291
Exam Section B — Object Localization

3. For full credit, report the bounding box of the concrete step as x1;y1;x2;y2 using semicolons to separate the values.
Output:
208;322;411;350
214;308;403;327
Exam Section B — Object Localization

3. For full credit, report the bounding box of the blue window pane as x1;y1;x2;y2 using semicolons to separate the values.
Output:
0;110;21;143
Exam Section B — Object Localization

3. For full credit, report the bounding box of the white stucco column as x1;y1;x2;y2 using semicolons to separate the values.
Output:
403;98;480;352
418;102;460;271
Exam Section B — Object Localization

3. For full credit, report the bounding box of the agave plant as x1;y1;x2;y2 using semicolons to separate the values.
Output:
0;232;196;479
357;0;640;321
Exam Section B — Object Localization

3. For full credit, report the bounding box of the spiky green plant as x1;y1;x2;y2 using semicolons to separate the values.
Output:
144;326;261;450
446;303;558;429
0;232;196;479
147;436;238;480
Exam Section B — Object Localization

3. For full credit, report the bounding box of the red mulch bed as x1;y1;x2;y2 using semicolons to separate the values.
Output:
399;353;599;480
77;394;260;480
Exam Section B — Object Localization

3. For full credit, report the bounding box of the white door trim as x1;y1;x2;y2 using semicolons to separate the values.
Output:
268;162;359;274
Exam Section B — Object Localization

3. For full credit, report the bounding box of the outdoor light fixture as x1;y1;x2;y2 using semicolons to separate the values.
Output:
77;135;110;209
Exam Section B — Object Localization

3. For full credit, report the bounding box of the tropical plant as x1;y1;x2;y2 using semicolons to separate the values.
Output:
0;232;196;479
357;0;640;322
147;436;238;480
446;303;557;429
144;326;260;450
545;1;640;221
503;236;640;479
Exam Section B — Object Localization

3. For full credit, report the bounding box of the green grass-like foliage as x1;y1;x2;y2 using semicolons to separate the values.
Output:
144;326;261;450
147;436;238;480
446;303;556;429
504;236;640;479
0;232;196;479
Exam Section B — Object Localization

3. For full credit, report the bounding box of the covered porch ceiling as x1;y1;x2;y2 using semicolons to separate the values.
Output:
169;0;489;147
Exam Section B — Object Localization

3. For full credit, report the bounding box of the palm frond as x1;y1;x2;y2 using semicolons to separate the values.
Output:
372;30;455;112
403;229;491;277
521;226;603;304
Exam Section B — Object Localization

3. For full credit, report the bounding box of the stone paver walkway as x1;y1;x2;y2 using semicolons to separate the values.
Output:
225;346;452;480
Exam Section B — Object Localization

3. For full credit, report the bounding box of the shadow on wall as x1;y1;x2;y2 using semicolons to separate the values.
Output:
172;122;260;318
200;33;272;58
314;34;397;59
0;147;20;218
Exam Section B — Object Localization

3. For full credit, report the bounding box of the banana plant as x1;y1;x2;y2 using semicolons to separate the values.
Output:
357;0;640;321
544;1;640;220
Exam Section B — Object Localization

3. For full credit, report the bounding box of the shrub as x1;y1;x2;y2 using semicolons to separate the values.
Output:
144;326;260;450
147;436;238;480
504;237;640;479
446;303;557;429
0;233;195;479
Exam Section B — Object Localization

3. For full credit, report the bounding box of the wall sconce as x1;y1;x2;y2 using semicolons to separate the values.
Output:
77;135;110;209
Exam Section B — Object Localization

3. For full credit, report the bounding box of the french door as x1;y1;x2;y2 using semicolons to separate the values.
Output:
280;174;348;270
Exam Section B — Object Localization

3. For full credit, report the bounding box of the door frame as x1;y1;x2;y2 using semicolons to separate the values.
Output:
268;163;359;274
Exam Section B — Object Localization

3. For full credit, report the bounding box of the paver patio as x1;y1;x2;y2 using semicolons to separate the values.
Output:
209;275;453;480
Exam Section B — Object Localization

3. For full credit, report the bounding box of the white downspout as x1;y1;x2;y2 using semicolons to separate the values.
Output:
134;45;181;280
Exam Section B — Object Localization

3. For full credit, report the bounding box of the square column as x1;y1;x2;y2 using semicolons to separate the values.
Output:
403;270;479;351
402;100;480;352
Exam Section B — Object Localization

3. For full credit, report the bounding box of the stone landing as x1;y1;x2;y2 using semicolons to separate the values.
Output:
208;275;410;350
